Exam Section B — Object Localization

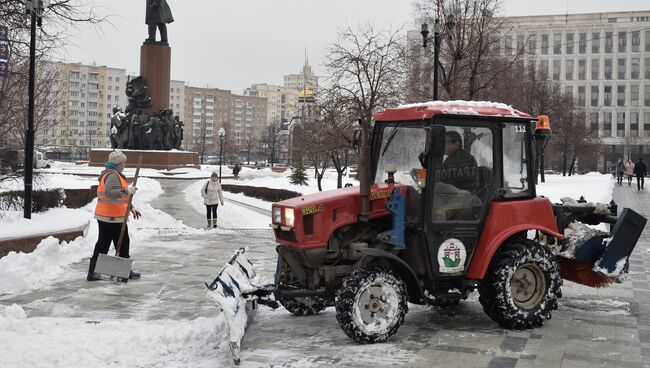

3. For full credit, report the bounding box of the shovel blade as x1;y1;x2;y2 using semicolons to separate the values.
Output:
95;253;133;279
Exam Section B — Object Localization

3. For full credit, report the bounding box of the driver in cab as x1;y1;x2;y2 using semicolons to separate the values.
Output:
439;131;479;193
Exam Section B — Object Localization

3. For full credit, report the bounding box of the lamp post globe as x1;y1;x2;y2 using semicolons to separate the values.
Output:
218;128;225;180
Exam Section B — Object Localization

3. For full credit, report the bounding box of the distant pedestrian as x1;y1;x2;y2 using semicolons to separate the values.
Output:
634;158;647;191
625;159;635;186
87;150;142;281
616;159;625;186
201;172;224;228
233;164;241;180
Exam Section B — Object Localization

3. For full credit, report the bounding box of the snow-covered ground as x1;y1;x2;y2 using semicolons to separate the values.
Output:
0;167;617;367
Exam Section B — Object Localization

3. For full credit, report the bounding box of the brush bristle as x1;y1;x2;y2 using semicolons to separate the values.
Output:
557;256;615;288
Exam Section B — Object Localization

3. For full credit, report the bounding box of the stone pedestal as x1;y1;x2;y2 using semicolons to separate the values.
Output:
89;149;200;170
140;43;171;116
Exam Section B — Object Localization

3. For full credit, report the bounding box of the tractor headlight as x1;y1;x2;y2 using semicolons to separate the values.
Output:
284;208;295;227
273;207;281;224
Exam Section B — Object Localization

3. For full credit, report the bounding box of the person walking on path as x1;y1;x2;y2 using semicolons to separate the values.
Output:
616;159;625;186
233;164;241;180
625;159;635;186
634;158;647;191
87;151;142;281
201;172;225;228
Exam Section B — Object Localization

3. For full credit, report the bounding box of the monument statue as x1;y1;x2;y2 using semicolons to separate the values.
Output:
145;0;174;44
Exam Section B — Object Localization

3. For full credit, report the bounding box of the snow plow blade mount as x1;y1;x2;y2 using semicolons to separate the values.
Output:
204;248;277;365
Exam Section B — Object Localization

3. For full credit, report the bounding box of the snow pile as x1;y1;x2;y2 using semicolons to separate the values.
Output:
0;173;97;193
0;304;228;368
536;173;613;204
396;100;518;116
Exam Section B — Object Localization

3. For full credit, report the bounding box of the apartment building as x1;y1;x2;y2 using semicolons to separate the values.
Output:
243;83;297;124
42;62;126;157
283;62;319;95
184;86;266;159
504;11;650;167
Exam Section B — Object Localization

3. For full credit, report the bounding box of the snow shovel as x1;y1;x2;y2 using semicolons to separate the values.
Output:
94;156;142;283
205;248;278;365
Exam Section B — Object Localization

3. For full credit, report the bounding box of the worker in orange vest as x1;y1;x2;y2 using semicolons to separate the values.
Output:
87;150;142;281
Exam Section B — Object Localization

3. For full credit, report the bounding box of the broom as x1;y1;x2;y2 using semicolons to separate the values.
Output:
556;256;615;288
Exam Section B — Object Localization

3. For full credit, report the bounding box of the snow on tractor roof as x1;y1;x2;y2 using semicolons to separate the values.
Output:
374;100;532;122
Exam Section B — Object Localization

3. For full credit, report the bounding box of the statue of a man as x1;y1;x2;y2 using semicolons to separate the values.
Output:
145;0;174;44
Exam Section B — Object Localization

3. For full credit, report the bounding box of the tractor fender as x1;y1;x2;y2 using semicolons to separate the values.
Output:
358;248;424;304
465;224;563;280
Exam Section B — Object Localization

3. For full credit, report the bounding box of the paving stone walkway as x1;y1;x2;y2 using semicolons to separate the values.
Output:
2;179;649;367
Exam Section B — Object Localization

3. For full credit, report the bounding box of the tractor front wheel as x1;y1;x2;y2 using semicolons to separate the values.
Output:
478;239;562;329
335;266;408;343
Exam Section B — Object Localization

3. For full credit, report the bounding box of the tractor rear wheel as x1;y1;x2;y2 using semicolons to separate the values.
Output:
478;239;561;329
335;266;408;343
279;296;327;316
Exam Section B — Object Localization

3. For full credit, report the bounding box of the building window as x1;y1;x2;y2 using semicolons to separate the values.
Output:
516;34;525;53
553;33;562;54
618;58;626;79
565;60;574;80
604;59;613;80
504;35;513;56
605;32;613;53
541;34;549;55
630;57;640;79
527;33;537;55
604;85;612;106
540;60;549;78
617;112;625;136
631;112;639;137
631;84;640;106
553;60;561;80
592;32;600;53
564;85;573;97
579;33;587;54
589;112;599;133
591;59;600;80
591;86;599;106
578;86;586;106
632;31;640;52
644;112;650;137
603;112;612;137
578;59;586;80
645;85;650;106
566;33;574;54
618;31;627;52
617;85;626;106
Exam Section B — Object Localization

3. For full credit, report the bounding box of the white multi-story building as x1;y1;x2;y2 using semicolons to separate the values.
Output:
169;79;185;124
504;11;650;167
43;62;126;157
243;83;298;124
283;61;319;96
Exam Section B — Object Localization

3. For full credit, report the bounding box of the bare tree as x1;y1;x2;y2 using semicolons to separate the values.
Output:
318;88;356;188
259;123;279;167
414;0;523;100
243;134;256;164
325;24;406;129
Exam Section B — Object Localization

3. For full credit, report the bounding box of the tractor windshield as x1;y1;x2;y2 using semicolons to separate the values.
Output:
374;126;427;188
502;122;531;197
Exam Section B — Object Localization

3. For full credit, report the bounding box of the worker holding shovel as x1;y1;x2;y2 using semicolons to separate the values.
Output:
87;150;142;281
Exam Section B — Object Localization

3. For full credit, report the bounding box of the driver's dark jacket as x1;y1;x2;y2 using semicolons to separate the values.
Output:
438;149;479;193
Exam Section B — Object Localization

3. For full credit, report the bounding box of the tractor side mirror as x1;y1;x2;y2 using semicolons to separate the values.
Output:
418;126;445;168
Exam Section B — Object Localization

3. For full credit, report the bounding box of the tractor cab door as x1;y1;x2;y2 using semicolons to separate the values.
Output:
423;119;498;277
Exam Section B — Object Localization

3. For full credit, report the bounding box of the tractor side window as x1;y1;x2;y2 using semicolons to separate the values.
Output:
502;123;531;197
374;126;427;189
432;126;493;222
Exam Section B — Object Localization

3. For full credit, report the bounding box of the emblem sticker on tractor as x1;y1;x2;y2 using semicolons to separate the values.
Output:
438;238;467;273
301;204;325;216
369;190;392;201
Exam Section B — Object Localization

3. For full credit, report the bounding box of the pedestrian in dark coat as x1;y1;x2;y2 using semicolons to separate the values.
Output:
634;158;647;191
616;159;625;185
233;164;241;180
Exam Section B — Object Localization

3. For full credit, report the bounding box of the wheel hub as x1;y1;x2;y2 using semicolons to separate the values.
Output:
359;285;393;324
510;263;546;309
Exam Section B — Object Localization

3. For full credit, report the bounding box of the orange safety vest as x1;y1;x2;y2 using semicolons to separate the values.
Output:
95;170;130;218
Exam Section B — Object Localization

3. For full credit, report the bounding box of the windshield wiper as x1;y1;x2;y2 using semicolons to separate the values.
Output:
381;128;399;156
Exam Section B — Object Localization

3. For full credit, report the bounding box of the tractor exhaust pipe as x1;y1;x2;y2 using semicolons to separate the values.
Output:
359;121;371;221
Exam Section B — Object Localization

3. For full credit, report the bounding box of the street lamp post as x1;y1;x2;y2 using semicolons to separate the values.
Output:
421;15;455;101
23;0;49;219
218;127;225;180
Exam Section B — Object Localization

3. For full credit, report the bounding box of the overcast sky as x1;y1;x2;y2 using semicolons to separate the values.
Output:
59;0;649;94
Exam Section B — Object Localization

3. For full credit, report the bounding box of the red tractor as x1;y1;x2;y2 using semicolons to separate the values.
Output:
207;101;645;363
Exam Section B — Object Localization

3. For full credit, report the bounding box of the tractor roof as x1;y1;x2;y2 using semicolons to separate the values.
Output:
374;100;532;122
